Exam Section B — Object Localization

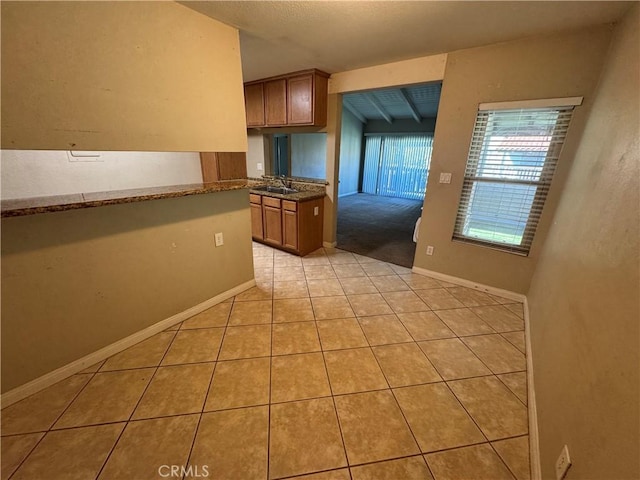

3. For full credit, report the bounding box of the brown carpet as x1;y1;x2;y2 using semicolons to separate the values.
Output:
336;193;423;268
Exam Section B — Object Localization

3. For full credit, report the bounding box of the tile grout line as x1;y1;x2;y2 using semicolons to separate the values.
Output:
432;308;499;337
267;249;275;480
458;336;526;373
265;248;525;477
58;335;521;370
355;276;527;478
486;440;521;480
499;331;528;354
4;436;39;479
423;438;511;457
180;294;235;480
495;374;529;409
155;316;523;341
19;332;172;479
94;326;182;480
439;375;523;478
359;316;438;480
311;255;354;480
275;465;350;480
418;306;530;415
6;359;114;479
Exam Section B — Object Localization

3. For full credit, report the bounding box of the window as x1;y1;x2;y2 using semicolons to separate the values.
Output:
453;98;581;255
362;134;434;200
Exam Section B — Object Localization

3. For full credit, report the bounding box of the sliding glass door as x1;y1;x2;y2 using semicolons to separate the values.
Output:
362;134;433;200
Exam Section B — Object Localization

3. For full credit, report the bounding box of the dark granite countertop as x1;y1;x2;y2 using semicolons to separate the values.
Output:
248;187;326;202
1;179;327;218
1;180;251;217
247;177;327;201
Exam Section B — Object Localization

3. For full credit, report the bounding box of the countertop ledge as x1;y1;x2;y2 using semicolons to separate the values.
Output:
248;178;327;201
1;180;327;218
248;188;326;202
1;181;251;218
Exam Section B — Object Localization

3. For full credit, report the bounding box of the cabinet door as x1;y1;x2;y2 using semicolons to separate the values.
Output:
282;209;298;250
264;79;287;126
216;152;247;180
200;152;247;181
200;152;219;183
263;205;283;245
287;74;314;125
250;203;264;240
296;198;324;256
244;83;265;127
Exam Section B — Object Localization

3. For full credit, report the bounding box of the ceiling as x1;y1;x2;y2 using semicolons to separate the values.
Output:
182;1;632;82
343;83;442;123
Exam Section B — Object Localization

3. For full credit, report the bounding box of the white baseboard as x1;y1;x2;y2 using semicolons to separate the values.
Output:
411;266;526;302
524;297;541;480
323;241;338;248
1;279;256;408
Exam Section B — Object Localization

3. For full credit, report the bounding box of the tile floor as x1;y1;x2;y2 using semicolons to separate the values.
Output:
1;243;530;480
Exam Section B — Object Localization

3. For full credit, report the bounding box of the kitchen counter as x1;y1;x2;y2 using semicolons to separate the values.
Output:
1;179;327;217
247;187;326;202
248;176;327;202
1;180;250;217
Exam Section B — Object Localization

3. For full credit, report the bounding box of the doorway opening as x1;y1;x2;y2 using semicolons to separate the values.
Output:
272;134;289;177
337;82;442;267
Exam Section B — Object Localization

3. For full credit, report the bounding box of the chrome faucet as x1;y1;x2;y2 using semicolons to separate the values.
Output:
278;175;289;188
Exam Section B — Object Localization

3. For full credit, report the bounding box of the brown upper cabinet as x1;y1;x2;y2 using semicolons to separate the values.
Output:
200;152;247;182
264;79;287;126
244;69;330;128
244;83;265;127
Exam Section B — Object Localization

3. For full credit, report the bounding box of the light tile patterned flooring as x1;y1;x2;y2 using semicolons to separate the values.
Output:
1;243;530;480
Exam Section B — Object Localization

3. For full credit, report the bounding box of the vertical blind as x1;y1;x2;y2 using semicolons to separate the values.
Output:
362;134;433;200
453;106;575;254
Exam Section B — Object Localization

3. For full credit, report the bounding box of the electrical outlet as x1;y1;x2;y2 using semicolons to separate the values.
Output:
257;163;263;171
426;246;434;255
214;232;224;247
314;206;319;216
555;445;571;480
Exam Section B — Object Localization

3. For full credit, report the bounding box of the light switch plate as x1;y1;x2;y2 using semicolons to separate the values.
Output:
214;232;224;247
439;173;452;184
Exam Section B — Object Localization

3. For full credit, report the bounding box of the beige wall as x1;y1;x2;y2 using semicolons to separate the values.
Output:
528;7;639;479
323;94;343;245
329;54;447;94
414;26;613;293
246;132;268;178
1;2;247;152
324;54;447;245
1;191;254;392
338;108;364;197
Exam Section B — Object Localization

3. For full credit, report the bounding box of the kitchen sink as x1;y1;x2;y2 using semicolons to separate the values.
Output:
252;185;299;195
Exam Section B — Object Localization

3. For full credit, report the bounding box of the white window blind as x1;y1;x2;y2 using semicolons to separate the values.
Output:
453;105;575;255
362;134;433;200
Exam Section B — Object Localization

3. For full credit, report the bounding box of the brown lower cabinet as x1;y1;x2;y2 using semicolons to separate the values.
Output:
262;197;283;245
250;198;264;240
249;193;324;256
